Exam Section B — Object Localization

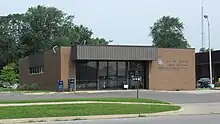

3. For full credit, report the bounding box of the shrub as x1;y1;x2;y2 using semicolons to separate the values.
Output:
0;63;19;86
17;83;40;91
17;84;30;91
30;83;40;90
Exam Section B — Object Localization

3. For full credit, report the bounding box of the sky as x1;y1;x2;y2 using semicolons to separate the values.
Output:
0;0;219;51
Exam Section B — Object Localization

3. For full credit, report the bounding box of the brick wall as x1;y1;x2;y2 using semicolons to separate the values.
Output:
149;48;196;90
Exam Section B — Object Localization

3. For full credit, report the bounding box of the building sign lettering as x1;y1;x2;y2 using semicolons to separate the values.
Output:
157;59;189;71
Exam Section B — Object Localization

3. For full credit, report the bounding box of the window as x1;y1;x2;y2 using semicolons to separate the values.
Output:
98;61;108;80
98;61;108;89
29;65;44;74
76;61;97;89
108;61;117;89
118;62;126;88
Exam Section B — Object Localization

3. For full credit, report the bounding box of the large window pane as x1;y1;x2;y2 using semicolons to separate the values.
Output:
76;61;87;89
86;61;97;89
99;61;108;89
76;61;97;90
118;62;126;89
108;62;117;89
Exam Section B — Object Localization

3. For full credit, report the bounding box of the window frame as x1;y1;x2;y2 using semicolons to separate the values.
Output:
29;65;44;75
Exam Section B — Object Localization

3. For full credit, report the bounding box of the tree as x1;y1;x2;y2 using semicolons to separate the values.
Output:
0;63;19;84
0;14;26;64
199;47;206;52
0;5;112;69
199;47;214;52
149;16;190;48
206;48;214;51
21;5;112;53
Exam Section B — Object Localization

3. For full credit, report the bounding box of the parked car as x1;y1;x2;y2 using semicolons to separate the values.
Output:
196;78;214;88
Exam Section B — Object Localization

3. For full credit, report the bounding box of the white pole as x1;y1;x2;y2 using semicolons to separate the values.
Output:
201;0;205;48
207;18;213;84
204;15;213;84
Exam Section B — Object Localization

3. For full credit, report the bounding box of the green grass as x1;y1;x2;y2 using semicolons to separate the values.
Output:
0;98;170;104
0;103;180;119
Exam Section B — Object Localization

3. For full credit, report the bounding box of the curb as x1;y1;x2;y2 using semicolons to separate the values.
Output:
1;90;146;95
0;109;182;124
0;101;173;107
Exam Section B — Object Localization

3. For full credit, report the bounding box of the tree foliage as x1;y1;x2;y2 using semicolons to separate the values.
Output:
150;16;190;48
0;63;19;84
199;47;214;52
0;5;112;69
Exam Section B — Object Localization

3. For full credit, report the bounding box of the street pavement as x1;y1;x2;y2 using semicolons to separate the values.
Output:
1;90;220;104
30;114;220;124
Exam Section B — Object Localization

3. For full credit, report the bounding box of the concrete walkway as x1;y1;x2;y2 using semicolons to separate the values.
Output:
0;101;173;107
0;90;140;95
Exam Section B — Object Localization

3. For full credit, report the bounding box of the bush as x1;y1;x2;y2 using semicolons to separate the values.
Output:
17;83;40;91
17;84;29;91
0;63;19;86
30;83;40;90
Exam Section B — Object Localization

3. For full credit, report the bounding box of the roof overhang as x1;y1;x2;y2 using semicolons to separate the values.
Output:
71;45;157;61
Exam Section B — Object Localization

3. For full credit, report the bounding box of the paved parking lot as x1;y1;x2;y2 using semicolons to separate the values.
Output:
1;90;220;104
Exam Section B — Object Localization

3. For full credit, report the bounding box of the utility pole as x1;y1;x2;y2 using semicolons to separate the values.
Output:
204;15;213;86
201;0;205;49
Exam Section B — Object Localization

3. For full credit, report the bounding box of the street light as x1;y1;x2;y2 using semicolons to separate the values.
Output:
204;15;213;85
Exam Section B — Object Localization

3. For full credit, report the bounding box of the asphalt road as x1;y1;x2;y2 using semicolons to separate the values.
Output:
0;90;220;104
31;114;220;124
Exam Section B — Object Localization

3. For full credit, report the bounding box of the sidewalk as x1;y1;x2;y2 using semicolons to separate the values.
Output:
0;101;174;107
0;89;142;95
154;89;220;94
2;89;220;95
0;111;181;124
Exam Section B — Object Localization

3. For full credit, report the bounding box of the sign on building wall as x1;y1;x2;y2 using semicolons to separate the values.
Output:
157;58;189;71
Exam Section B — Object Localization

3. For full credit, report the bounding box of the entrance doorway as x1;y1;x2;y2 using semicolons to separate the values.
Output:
128;61;147;89
76;60;149;90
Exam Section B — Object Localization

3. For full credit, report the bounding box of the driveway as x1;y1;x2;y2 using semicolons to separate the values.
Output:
0;90;220;104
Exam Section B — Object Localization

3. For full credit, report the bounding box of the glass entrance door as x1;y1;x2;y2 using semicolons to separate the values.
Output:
128;61;145;89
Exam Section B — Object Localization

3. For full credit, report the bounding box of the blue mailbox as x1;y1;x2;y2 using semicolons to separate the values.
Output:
57;80;64;92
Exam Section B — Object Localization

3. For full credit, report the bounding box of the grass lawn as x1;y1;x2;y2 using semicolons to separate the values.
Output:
0;98;170;104
0;103;180;119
